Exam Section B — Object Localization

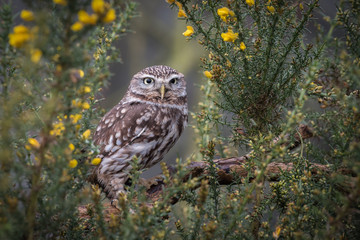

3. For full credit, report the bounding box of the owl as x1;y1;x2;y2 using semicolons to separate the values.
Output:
88;65;188;201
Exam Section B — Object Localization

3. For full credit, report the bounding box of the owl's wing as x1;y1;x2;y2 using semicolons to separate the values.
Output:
93;102;153;157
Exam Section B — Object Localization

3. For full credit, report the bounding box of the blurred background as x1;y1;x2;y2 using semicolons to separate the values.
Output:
104;1;203;177
6;0;204;177
6;0;340;177
117;0;339;178
104;0;340;177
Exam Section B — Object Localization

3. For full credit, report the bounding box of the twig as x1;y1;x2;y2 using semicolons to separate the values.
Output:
79;124;357;220
144;124;354;202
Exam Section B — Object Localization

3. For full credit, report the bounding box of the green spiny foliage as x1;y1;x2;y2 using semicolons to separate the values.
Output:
174;0;321;139
0;0;136;239
167;0;360;239
1;0;359;239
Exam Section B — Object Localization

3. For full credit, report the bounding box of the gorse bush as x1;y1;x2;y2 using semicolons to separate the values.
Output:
0;0;136;238
174;0;359;239
177;0;320;138
0;0;359;239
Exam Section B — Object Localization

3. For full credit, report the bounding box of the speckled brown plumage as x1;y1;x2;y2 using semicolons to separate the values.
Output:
88;65;188;200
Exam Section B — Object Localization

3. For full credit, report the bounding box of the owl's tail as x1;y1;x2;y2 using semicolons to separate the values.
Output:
87;167;110;196
87;167;127;200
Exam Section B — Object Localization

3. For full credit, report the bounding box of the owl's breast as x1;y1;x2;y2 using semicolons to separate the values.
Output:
131;106;186;168
98;102;187;171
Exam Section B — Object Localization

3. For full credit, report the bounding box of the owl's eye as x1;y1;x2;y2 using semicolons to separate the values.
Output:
143;78;154;85
169;78;179;85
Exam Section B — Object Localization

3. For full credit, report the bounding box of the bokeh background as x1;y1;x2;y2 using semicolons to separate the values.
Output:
104;1;203;177
6;0;340;178
103;0;340;177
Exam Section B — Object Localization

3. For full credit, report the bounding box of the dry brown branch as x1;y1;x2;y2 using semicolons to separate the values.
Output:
145;124;355;201
79;125;357;220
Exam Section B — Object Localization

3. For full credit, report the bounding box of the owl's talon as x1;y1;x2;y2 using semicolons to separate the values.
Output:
110;199;119;209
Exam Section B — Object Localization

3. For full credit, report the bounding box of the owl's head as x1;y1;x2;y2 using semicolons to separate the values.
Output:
127;65;186;104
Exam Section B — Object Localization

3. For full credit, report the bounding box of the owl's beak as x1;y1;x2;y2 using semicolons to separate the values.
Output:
160;84;165;100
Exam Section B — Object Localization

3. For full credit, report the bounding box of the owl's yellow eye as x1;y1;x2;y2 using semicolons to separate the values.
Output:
169;78;178;84
143;78;154;85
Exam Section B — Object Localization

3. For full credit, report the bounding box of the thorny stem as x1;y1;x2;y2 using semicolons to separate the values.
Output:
25;92;63;240
180;2;244;113
223;150;273;239
25;8;75;237
26;142;45;240
180;1;230;67
267;0;318;95
261;15;279;85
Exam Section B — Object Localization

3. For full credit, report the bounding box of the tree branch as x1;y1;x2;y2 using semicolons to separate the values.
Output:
144;124;355;202
79;125;357;220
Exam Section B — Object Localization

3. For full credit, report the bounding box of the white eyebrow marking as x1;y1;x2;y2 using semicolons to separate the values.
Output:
138;74;156;79
165;74;181;82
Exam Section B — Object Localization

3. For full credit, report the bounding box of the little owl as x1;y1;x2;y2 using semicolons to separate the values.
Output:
88;65;188;201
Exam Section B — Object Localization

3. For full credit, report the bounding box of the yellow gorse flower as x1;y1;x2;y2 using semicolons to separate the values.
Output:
267;5;275;13
102;8;116;23
246;0;255;7
72;99;90;109
75;1;116;27
68;143;75;152
28;138;40;149
71;21;84;32
82;102;90;110
53;0;67;6
273;226;281;239
13;25;29;34
70;114;82;124
175;1;182;8
183;26;194;37
221;28;238;42
204;71;213;79
69;159;78;168
78;10;98;25
30;49;42;63
217;7;231;16
240;42;246;51
79;86;91;94
78;70;85;78
92;0;106;14
83;86;91;93
175;1;187;18
82;129;91;139
71;99;90;110
8;25;31;48
20;10;34;21
217;7;235;22
91;157;102;165
72;99;82;108
50;121;65;136
178;9;187;18
299;3;304;10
